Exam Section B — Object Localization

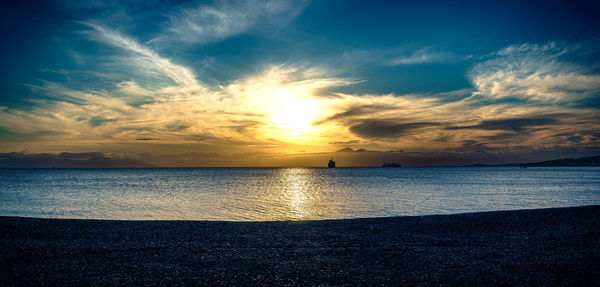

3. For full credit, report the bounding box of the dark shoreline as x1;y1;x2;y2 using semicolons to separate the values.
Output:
2;206;599;286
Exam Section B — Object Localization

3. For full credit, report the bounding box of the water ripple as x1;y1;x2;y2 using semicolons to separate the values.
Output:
0;167;599;221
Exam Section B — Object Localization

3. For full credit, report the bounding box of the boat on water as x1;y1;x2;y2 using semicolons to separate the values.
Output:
382;162;402;167
328;159;336;168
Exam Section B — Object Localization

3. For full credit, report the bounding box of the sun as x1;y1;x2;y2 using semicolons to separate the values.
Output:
266;89;322;137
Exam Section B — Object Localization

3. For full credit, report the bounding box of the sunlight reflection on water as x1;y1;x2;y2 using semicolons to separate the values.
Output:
282;168;310;219
0;167;599;221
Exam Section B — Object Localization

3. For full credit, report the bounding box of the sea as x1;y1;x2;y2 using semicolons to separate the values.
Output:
0;167;598;221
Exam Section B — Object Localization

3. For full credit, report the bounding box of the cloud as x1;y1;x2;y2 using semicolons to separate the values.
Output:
158;0;308;45
390;48;455;65
443;140;498;153
333;47;471;70
328;140;362;145
310;86;599;153
82;22;200;87
446;116;559;132
349;120;441;139
1;20;599;162
0;22;360;154
470;41;600;103
314;104;398;124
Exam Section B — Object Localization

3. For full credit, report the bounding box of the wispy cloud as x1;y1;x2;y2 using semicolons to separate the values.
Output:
0;23;357;154
156;0;308;45
82;22;200;87
470;41;600;103
333;47;470;69
1;22;598;161
389;48;457;65
312;88;599;153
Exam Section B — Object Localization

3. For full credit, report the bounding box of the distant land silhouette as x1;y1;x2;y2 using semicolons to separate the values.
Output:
465;155;600;167
336;147;376;152
0;152;152;168
0;151;598;168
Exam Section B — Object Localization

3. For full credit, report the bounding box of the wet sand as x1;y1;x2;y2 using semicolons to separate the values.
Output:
1;205;599;286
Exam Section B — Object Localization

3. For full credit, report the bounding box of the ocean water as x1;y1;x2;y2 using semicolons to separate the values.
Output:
0;167;598;221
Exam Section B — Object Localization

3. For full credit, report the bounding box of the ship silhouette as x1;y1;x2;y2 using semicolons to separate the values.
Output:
328;159;336;168
382;162;402;167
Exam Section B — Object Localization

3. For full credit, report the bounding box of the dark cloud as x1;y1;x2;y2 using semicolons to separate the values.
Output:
314;105;397;125
481;132;522;142
444;140;497;153
447;117;559;132
349;120;441;139
117;127;156;132
553;130;600;143
184;134;220;142
329;140;362;145
434;134;453;142
225;120;264;134
165;124;190;131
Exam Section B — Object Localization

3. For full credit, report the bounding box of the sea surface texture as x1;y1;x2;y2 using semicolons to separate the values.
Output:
1;167;598;221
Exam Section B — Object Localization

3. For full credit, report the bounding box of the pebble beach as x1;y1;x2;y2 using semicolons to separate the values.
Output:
1;205;599;286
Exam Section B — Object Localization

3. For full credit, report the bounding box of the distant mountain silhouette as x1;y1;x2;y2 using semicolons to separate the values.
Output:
0;152;153;168
336;147;376;152
355;148;375;152
525;155;600;167
466;155;600;167
336;147;355;152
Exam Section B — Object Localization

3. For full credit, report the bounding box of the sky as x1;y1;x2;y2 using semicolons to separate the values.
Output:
0;0;599;166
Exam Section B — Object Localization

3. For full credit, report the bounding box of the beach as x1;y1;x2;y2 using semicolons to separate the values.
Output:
1;205;599;286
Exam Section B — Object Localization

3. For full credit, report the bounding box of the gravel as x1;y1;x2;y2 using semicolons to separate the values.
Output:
1;205;599;286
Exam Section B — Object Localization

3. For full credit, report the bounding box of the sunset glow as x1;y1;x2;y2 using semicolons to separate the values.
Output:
0;1;598;166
